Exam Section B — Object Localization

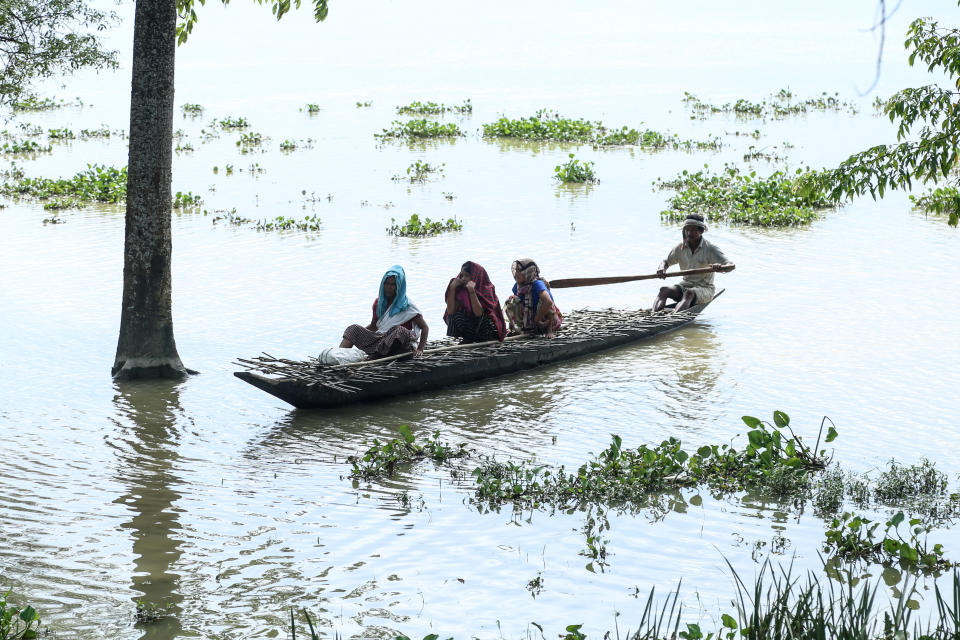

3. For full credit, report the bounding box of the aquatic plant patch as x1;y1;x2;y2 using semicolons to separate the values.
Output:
655;164;836;226
254;215;321;232
172;191;203;209
11;96;67;112
910;186;960;225
236;131;266;153
387;213;462;236
215;116;249;129
554;154;598;183
1;140;50;154
181;103;204;116
482;110;597;142
355;100;372;108
375;119;464;140
482;110;720;150
1;164;127;204
302;103;321;113
396;99;472;115
683;88;859;119
472;411;833;510
393;160;445;183
348;425;468;480
46;128;75;140
823;510;949;570
79;126;112;139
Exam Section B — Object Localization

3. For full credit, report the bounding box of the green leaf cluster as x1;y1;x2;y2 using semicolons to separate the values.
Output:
472;410;832;509
375;119;464;140
824;510;949;570
482;109;721;150
1;163;127;204
387;213;462;237
1;0;118;109
347;425;468;480
396;99;472;115
656;164;836;227
808;8;960;226
554;153;598;184
252;214;321;232
0;590;40;640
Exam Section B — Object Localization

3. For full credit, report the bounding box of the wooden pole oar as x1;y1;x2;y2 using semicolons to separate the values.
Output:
550;265;734;289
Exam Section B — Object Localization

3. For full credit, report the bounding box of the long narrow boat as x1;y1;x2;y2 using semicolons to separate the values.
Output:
234;292;721;409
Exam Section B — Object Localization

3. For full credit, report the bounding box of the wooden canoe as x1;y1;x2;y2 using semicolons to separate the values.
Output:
234;292;722;409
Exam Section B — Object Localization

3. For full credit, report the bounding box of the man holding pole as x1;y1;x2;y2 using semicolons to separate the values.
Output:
653;214;735;312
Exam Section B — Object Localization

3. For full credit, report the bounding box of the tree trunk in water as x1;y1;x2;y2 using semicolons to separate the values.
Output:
112;0;188;380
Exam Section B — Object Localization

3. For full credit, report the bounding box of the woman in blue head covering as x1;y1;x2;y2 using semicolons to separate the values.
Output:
339;265;429;357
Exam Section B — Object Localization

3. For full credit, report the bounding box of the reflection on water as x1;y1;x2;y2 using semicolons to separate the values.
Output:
112;382;186;640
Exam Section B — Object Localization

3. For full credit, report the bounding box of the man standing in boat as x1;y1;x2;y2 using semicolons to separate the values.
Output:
653;214;735;312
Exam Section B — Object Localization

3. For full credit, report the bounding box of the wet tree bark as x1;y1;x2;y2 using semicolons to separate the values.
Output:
112;0;188;379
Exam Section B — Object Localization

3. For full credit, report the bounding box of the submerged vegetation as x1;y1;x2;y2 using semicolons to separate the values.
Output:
656;165;836;226
682;88;859;119
554;153;598;184
375;119;464;140
388;213;462;237
396;99;472;115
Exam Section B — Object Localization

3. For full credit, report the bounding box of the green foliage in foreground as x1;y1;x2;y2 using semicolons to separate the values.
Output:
656;165;836;226
555;153;598;183
396;99;472;115
803;8;960;226
472;411;833;508
293;564;960;640
375;119;464;140
348;425;468;479
0;591;40;640
387;213;462;237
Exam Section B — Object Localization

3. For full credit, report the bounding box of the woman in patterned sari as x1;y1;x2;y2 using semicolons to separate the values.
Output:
444;261;506;343
340;265;429;358
503;258;561;338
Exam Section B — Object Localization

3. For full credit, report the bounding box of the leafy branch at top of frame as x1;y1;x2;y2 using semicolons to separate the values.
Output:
175;0;329;45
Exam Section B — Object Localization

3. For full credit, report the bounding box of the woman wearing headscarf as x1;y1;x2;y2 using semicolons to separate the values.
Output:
503;259;561;338
339;265;429;357
444;261;506;343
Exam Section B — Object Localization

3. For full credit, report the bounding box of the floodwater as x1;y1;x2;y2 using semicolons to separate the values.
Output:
1;1;959;637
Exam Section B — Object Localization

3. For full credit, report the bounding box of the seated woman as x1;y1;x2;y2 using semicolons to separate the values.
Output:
504;259;562;338
444;261;506;343
340;265;429;358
